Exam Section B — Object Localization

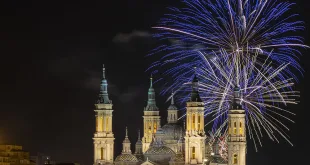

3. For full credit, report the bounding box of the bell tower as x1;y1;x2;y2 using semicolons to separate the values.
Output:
184;71;206;165
93;64;114;165
142;76;160;153
227;86;246;165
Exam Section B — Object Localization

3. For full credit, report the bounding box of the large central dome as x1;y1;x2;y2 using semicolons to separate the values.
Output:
162;123;184;140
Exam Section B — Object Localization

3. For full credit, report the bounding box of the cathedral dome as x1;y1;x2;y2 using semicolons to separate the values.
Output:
115;154;139;162
162;123;184;140
144;146;176;165
134;154;144;162
145;145;175;155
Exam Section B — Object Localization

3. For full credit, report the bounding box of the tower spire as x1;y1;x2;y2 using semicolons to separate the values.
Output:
138;129;141;141
145;75;158;111
125;126;128;138
150;74;153;87
102;64;106;79
98;64;111;104
190;67;202;102
232;85;242;110
171;91;174;105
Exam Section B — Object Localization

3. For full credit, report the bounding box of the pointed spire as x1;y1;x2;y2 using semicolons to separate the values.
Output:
145;75;158;111
138;129;141;141
125;126;128;138
102;64;106;79
189;67;202;102
171;91;174;105
150;74;153;88
168;91;178;111
98;64;111;104
232;85;242;110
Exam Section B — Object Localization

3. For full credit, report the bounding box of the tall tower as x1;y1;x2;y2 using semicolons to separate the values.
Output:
227;87;246;165
93;65;114;165
167;92;178;124
142;76;160;153
184;73;206;165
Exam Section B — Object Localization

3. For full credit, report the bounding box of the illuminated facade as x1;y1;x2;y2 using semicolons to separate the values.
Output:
227;87;246;165
93;66;246;165
0;145;34;165
93;65;114;165
142;77;160;153
184;75;206;165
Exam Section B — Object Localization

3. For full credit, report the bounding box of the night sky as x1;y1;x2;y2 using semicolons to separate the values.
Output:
0;0;309;165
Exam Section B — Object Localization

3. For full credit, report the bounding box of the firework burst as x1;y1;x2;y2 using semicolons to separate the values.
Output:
149;0;305;149
150;0;308;81
171;49;298;150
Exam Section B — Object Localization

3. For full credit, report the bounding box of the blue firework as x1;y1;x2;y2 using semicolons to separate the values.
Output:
148;0;306;148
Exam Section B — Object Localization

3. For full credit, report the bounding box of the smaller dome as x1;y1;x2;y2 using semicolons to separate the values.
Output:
145;146;175;155
115;154;139;162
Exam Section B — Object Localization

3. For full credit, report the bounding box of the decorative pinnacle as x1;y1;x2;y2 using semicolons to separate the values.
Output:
150;74;153;88
102;64;106;79
138;129;141;140
125;127;128;138
171;91;175;105
98;64;111;104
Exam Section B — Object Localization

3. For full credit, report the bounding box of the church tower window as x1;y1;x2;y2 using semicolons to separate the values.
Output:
106;117;109;131
96;116;98;131
198;115;201;130
153;123;157;133
233;122;237;134
233;154;238;164
192;114;195;130
191;147;196;159
240;122;243;135
101;147;104;160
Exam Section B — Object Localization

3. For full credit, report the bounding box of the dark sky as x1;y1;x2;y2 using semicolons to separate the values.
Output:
0;0;309;165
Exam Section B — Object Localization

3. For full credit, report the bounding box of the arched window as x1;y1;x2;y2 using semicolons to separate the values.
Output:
96;116;98;131
233;122;237;134
192;114;195;130
148;123;152;133
106;117;109;131
197;115;201;130
101;147;104;160
191;147;196;159
239;122;243;135
153;123;157;133
233;154;238;164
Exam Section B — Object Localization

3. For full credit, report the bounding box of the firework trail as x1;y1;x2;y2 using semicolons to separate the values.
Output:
150;0;308;82
149;0;305;149
172;49;298;150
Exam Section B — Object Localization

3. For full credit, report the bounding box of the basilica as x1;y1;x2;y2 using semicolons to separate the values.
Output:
93;65;246;165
